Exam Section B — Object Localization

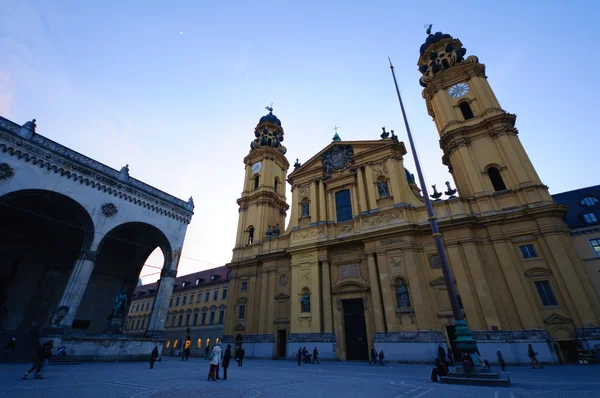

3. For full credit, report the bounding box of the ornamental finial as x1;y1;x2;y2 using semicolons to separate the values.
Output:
265;102;273;113
425;24;433;35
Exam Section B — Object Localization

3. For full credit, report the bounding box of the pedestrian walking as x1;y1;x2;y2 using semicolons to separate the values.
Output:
312;346;320;364
527;344;543;369
205;345;210;360
379;350;385;366
181;346;190;361
207;342;222;381
23;340;53;380
496;350;505;371
369;348;378;366
150;346;159;369
238;347;245;367
222;344;232;380
297;347;302;366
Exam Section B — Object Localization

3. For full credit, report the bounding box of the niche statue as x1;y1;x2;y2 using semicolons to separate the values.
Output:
112;289;128;317
378;180;389;197
397;281;410;308
300;292;311;313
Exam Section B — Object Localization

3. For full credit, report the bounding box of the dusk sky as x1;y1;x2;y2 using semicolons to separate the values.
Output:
1;1;597;283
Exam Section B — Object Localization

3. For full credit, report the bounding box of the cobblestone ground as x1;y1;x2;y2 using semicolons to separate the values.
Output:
1;358;600;398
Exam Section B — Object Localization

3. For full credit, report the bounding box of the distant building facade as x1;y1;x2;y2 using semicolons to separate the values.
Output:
125;267;229;357
553;186;600;301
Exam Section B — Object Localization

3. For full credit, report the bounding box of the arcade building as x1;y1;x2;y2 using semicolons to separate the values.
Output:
221;32;600;364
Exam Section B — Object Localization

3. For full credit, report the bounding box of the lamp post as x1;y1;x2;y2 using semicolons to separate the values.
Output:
388;57;478;358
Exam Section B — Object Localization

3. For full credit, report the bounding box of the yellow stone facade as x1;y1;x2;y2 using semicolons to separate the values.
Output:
223;32;600;364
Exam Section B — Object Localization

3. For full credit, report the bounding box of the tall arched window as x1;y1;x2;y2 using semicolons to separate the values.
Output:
248;227;255;245
274;178;279;193
254;176;259;190
459;102;474;120
487;167;506;191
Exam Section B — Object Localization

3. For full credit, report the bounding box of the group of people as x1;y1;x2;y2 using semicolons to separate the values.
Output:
368;348;385;366
207;342;233;381
296;346;319;365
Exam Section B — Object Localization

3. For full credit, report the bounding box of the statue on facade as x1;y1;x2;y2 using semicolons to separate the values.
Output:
301;201;310;218
266;224;272;238
397;281;410;308
377;180;389;197
273;223;281;236
50;305;69;326
300;292;311;313
112;289;128;317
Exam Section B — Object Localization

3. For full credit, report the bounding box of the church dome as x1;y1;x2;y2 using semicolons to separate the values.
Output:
419;31;453;55
259;111;281;127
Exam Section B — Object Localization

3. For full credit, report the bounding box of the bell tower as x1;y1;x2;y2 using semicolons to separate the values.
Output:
418;32;551;204
233;108;290;258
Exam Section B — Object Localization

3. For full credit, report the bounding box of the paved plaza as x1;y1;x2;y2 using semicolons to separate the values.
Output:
1;358;600;398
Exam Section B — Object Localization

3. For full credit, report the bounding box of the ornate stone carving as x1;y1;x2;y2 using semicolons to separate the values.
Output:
279;275;288;286
380;238;404;246
377;180;389;197
418;32;473;87
299;184;310;198
339;224;353;236
301;270;310;280
161;268;177;278
322;145;354;177
429;254;442;269
339;264;359;281
362;210;403;228
524;267;552;278
233;322;246;331
101;203;118;217
0;163;14;180
390;257;401;269
371;162;387;178
291;227;325;242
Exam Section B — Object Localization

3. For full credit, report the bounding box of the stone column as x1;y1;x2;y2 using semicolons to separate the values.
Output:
310;180;318;223
366;254;385;333
322;261;333;334
147;268;177;334
375;252;396;332
318;180;327;223
328;190;335;223
356;167;368;214
55;250;97;327
258;270;269;334
310;261;322;333
351;185;360;218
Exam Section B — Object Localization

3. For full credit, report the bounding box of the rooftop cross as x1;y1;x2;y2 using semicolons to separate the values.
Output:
265;103;273;112
425;24;432;35
333;126;339;134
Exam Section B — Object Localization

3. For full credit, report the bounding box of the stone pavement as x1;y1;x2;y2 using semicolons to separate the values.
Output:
1;358;600;397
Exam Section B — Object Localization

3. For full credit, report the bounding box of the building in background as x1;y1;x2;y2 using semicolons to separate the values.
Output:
126;267;228;357
222;31;600;365
553;186;600;300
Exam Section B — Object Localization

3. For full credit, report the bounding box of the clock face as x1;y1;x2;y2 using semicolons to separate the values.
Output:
252;162;262;174
448;83;470;98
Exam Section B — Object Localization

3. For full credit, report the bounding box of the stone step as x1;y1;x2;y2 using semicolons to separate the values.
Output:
447;371;504;379
440;375;511;387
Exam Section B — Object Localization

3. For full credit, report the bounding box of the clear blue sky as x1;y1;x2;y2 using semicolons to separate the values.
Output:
1;1;598;282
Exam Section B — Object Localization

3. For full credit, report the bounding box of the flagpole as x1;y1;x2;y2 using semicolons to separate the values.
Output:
388;57;478;356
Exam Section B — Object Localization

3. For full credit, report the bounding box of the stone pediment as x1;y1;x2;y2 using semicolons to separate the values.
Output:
543;313;573;325
524;267;552;278
289;140;407;179
236;297;248;304
275;292;290;300
430;276;447;287
332;281;369;294
233;322;246;331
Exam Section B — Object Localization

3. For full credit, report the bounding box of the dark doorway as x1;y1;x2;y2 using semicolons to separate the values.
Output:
343;298;368;360
557;340;578;363
445;325;460;362
277;329;287;358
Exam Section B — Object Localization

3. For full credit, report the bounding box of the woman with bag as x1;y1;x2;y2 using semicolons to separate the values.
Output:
527;344;543;369
207;342;222;381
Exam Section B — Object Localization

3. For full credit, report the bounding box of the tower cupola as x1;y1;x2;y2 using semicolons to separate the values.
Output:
250;107;287;154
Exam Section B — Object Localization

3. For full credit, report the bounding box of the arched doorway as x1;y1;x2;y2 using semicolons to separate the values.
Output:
0;190;94;331
74;222;171;333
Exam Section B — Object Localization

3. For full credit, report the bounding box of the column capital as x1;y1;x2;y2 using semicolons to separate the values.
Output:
160;268;177;279
80;250;97;262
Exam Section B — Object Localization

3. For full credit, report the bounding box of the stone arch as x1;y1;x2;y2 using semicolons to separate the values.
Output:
484;164;507;192
0;189;95;331
550;326;575;340
75;222;172;333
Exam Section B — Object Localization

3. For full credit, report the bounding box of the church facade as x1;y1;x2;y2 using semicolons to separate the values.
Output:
223;32;600;364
